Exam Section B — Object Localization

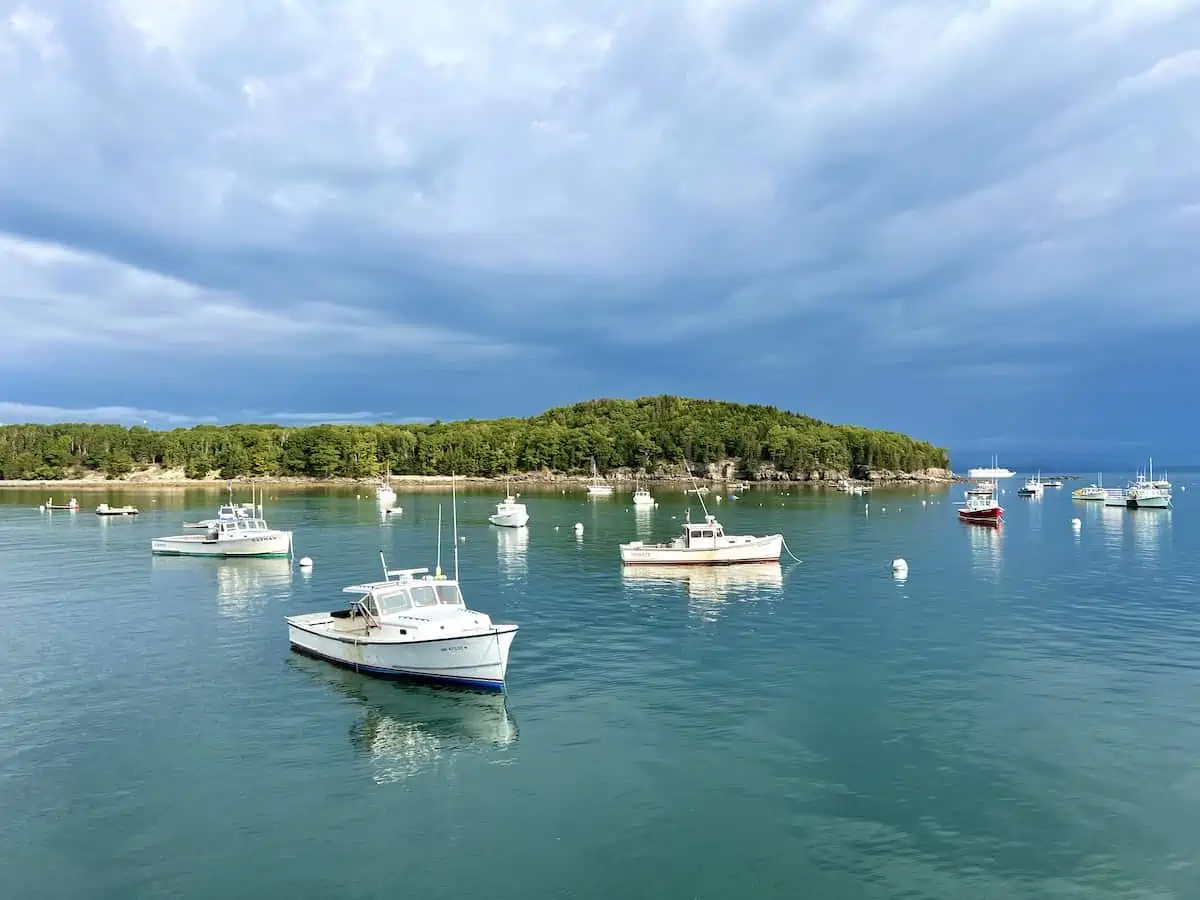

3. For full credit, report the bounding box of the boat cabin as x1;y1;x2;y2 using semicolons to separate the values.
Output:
208;517;272;537
341;569;467;620
680;515;725;546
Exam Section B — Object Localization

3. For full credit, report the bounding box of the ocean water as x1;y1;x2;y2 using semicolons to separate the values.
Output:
2;478;1199;899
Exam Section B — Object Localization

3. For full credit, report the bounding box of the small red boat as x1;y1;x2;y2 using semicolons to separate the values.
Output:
958;487;1004;524
958;504;1003;524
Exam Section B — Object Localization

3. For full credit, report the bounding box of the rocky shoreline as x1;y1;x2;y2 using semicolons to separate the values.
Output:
0;465;961;490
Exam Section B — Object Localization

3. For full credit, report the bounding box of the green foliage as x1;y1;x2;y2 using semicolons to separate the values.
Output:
0;396;950;480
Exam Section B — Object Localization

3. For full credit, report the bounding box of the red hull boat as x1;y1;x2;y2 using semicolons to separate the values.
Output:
958;505;1003;524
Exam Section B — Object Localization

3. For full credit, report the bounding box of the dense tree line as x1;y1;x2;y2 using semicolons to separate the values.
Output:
0;396;950;481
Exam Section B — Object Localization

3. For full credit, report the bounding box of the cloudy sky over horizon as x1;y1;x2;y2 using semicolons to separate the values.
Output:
3;0;1199;464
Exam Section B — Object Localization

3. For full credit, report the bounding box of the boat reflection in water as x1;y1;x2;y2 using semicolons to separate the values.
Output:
214;557;294;618
1131;508;1171;563
966;522;1003;579
1099;504;1125;556
621;562;784;621
291;654;518;784
633;503;655;539
495;525;529;581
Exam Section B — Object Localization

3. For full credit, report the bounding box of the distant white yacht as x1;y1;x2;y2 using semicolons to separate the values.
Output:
967;456;1015;479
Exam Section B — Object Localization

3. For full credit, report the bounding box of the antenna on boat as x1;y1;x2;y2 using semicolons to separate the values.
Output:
379;549;389;581
451;472;460;582
683;459;712;519
436;504;443;578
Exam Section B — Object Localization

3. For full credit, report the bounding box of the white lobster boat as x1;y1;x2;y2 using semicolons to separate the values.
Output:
488;480;529;528
96;503;139;516
287;481;518;692
619;513;783;565
619;484;783;565
287;565;518;692
632;475;654;506
152;516;294;558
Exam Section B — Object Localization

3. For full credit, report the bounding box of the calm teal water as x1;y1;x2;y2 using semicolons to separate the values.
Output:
2;478;1199;899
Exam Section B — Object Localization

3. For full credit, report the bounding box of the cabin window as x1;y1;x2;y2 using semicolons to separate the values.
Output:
410;584;440;608
376;590;412;615
362;595;379;617
436;584;464;606
701;529;714;538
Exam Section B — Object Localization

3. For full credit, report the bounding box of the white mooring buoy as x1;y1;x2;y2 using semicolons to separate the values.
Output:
892;558;908;577
299;556;313;568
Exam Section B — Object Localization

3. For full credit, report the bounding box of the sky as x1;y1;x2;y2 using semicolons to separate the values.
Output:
2;0;1199;468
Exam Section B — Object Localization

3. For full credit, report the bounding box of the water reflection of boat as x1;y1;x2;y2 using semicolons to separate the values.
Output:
290;654;518;783
1131;508;1170;562
966;523;1003;576
215;557;294;617
495;525;529;580
1099;504;1125;554
621;562;784;606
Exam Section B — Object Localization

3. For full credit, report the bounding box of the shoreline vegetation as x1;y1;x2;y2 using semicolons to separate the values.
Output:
0;395;956;489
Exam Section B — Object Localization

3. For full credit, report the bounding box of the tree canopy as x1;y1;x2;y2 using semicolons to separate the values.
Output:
0;395;949;481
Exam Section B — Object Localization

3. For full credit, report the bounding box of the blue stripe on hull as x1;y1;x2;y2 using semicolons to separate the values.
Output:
289;643;506;693
152;550;290;558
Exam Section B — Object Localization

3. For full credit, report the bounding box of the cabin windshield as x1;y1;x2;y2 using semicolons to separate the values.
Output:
409;584;440;608
374;589;412;615
360;594;380;617
436;583;464;606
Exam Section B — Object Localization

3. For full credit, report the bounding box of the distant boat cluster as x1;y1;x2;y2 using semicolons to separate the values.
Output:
957;456;1175;527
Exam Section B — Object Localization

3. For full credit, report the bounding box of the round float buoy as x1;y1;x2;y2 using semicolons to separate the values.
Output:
574;522;584;534
1071;517;1081;529
892;558;908;574
299;556;313;568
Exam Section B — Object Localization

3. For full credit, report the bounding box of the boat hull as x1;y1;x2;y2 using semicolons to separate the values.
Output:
619;534;783;565
286;618;517;691
152;531;293;558
488;511;530;528
958;507;1003;524
1128;495;1171;509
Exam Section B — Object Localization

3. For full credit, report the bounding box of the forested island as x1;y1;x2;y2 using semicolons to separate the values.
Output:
0;396;951;484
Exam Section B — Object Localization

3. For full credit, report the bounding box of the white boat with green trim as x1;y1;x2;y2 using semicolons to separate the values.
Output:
152;515;293;558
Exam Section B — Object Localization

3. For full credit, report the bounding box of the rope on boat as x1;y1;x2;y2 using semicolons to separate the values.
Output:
781;536;803;564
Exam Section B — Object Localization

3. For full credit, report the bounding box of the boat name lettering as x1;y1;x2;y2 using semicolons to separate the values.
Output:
441;645;469;652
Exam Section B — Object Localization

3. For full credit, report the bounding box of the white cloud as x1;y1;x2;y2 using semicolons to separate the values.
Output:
0;0;1198;368
0;401;217;426
0;401;430;426
0;234;518;363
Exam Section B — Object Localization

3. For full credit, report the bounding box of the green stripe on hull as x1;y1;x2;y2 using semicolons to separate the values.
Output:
151;550;291;558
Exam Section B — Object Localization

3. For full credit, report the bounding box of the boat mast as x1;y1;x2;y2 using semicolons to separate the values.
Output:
451;472;460;582
436;504;443;577
683;459;711;518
